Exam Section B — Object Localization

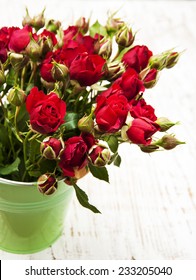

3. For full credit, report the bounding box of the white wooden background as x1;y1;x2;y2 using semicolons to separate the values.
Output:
0;0;196;260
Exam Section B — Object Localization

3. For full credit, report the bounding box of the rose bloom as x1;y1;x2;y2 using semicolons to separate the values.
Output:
114;68;145;100
126;117;160;145
59;136;88;178
130;98;157;121
26;87;66;134
69;52;106;86
8;25;32;53
95;93;129;133
122;45;153;73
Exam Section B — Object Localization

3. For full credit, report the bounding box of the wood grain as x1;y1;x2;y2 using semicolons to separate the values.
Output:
0;0;196;260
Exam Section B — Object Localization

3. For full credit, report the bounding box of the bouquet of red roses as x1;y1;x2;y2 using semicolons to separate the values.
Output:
0;9;184;213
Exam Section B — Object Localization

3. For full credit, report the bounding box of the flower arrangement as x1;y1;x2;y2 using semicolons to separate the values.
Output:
0;9;184;213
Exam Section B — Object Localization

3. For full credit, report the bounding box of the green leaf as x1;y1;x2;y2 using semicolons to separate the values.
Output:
63;112;79;131
89;20;108;37
72;182;101;213
0;157;20;175
6;67;16;86
113;154;121;167
105;135;118;153
88;163;109;183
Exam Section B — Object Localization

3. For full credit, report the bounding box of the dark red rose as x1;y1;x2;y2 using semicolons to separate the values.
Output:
81;132;97;149
59;136;88;177
26;87;66;134
0;26;19;62
130;99;157;121
95;93;129;133
69;52;106;86
114;68;145;100
122;45;153;73
8;25;31;53
126;117;160;145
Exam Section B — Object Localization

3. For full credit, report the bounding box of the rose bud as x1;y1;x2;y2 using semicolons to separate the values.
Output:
89;143;111;167
166;52;180;69
148;53;167;70
141;68;159;89
23;9;45;31
46;19;61;33
7;87;26;106
156;134;185;150
106;61;125;80
98;39;112;59
51;62;69;81
106;14;124;33
25;38;42;61
75;17;89;34
40;137;64;160
155;117;178;132
9;53;29;71
37;174;58;195
115;25;134;48
40;37;53;56
78;115;94;133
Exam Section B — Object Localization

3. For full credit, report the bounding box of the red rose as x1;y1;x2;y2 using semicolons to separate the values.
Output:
95;94;129;133
126;117;160;145
130;99;157;121
69;52;106;86
63;26;80;44
115;68;145;100
8;26;31;53
122;45;153;73
59;136;88;177
26;87;66;134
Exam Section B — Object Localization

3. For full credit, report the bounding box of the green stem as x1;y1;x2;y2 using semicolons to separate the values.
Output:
22;130;33;181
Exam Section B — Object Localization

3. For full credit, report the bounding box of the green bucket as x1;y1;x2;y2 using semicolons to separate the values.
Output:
0;178;74;254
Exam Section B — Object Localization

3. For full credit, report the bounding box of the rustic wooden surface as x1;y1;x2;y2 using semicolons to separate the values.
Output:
0;0;196;260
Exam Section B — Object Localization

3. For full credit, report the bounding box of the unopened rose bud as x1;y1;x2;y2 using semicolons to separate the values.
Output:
141;68;159;89
38;174;58;195
98;39;112;59
78;115;94;133
75;17;89;34
52;62;69;81
23;9;45;31
115;25;134;48
156;134;185;150
155;117;178;132
46;19;61;33
25;38;41;61
148;54;167;70
9;53;29;71
7;87;26;106
106;14;124;33
165;52;180;69
89;143;111;167
140;144;160;153
41;37;53;56
106;61;125;80
40;137;64;160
